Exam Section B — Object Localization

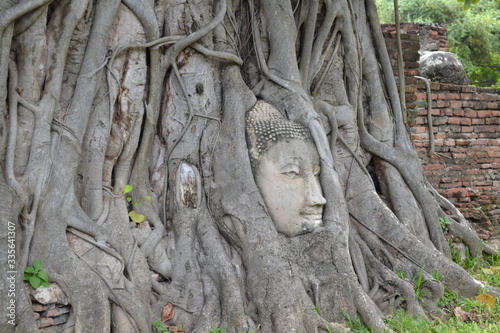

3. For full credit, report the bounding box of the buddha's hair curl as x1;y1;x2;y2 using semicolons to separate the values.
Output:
246;100;312;168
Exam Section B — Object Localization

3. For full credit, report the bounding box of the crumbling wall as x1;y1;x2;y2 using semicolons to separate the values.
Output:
382;24;500;239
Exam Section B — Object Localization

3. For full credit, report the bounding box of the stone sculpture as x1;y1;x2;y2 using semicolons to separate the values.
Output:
246;101;326;237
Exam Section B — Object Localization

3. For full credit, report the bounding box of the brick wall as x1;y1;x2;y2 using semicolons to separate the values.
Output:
32;301;71;332
382;24;500;233
381;23;449;52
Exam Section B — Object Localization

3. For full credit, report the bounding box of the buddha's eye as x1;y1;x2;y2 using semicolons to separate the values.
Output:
281;164;301;177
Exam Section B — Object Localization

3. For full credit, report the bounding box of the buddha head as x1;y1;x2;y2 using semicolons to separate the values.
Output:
246;101;326;237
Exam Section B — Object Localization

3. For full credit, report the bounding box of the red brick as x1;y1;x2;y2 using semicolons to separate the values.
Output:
441;83;461;91
415;92;427;100
485;118;500;125
423;164;443;170
478;94;497;101
444;139;456;146
437;100;449;108
433;116;448;125
465;110;477;117
472;119;485;125
447;117;461;124
487;102;498;109
460;93;474;100
450;101;462;108
462;101;476;108
477;110;492;117
460;118;472;125
46;308;70;317
462;126;474;133
415;117;426;125
453;109;465;116
32;304;45;312
474;125;497;133
38;318;54;328
456;140;471;146
488;151;500;158
450;93;461;99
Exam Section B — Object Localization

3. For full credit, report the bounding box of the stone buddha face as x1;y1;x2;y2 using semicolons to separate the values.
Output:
246;101;326;237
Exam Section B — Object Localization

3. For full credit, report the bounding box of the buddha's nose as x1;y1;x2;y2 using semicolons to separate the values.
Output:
305;172;326;207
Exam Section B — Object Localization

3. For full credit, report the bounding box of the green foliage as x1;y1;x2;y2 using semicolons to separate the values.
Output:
345;248;500;332
23;259;50;289
413;265;428;300
439;216;451;233
345;315;372;332
376;0;500;87
123;185;149;223
208;328;226;333
153;318;171;333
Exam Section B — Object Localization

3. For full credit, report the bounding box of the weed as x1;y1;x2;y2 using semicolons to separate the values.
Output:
153;318;171;333
208;328;226;333
345;314;371;333
124;185;150;223
385;310;430;333
23;259;49;289
439;216;451;233
431;270;442;282
413;265;427;300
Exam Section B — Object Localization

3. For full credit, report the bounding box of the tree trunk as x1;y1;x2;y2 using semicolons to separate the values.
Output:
0;0;497;332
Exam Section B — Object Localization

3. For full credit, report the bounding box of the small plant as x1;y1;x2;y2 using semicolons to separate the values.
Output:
124;185;150;224
345;314;371;333
439;216;451;233
413;265;427;300
313;306;321;315
396;270;407;279
23;259;49;289
208;328;226;333
431;270;443;282
153;318;171;333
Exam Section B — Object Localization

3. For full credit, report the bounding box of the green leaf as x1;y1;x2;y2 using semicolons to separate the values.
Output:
25;266;35;274
23;273;31;281
30;275;41;289
40;281;50;288
128;210;146;223
127;197;132;202
37;271;49;282
124;184;133;194
33;259;43;271
135;202;141;206
146;196;151;200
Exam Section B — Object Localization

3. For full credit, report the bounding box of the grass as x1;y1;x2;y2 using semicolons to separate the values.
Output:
345;247;500;332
